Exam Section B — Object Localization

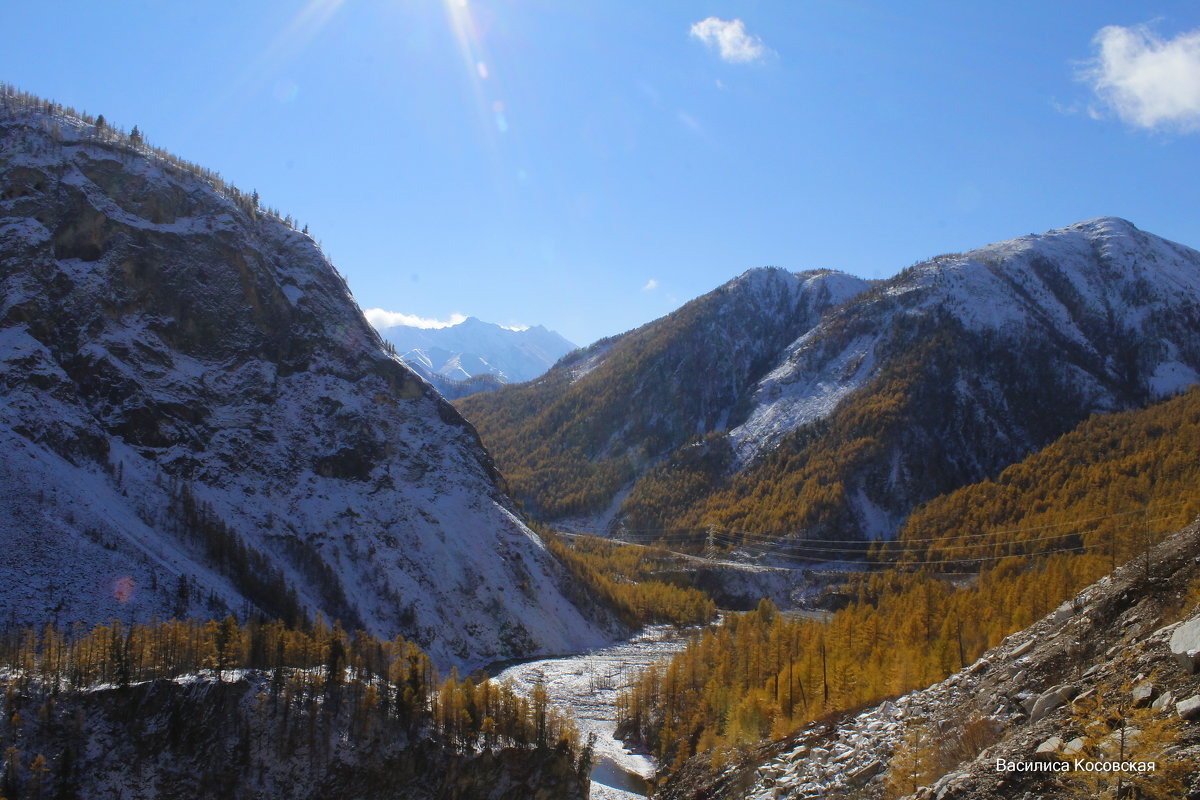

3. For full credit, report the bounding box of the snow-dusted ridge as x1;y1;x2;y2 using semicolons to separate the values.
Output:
731;217;1200;467
0;104;622;670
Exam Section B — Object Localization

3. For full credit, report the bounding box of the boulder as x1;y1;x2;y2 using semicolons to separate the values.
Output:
1035;736;1064;758
1177;695;1200;721
1010;640;1035;659
848;759;884;786
1169;616;1200;673
1100;727;1141;756
1030;684;1079;723
1151;691;1175;711
933;771;969;800
1072;688;1096;706
1130;681;1155;707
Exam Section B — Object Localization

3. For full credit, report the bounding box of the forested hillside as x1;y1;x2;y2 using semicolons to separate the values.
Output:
617;387;1200;769
0;618;591;799
887;385;1200;564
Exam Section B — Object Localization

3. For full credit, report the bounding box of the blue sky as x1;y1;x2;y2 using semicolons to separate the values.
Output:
4;1;1200;346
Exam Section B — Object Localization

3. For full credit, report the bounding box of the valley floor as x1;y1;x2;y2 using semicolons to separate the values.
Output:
495;624;702;799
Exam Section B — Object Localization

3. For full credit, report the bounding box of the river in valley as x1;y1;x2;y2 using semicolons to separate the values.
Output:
494;624;701;799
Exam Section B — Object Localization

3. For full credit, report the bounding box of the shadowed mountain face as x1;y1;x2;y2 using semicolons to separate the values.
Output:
461;218;1200;544
458;267;872;524
0;103;621;670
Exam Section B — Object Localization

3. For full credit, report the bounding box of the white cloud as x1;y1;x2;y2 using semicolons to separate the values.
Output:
1086;23;1200;131
363;308;468;330
690;17;770;64
642;278;659;291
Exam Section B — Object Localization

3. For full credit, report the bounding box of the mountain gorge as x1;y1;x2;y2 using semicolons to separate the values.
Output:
5;83;1200;800
460;219;1200;545
0;95;620;671
458;268;872;523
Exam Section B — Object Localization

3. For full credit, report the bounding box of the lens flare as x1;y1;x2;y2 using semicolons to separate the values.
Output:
114;576;136;604
443;0;511;138
198;0;344;122
272;80;301;104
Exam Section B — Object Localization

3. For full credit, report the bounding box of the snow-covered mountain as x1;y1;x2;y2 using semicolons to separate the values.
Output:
461;218;1200;543
375;316;576;384
732;217;1200;465
710;217;1200;539
0;98;620;669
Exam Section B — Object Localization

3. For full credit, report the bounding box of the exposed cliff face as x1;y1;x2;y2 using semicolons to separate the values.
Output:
0;674;588;800
0;105;621;670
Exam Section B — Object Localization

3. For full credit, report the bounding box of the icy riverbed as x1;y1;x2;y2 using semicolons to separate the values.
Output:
495;624;700;799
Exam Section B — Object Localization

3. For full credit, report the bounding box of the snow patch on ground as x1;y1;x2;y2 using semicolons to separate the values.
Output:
1150;360;1200;397
730;334;876;463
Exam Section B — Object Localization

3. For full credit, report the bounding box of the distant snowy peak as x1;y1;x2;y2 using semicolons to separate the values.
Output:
376;315;576;384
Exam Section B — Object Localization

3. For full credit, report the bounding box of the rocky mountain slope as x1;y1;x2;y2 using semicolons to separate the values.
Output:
462;219;1200;544
375;315;576;385
656;521;1200;800
0;95;620;669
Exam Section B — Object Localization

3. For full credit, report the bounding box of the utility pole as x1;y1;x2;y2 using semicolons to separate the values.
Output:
820;634;829;708
956;616;966;671
1110;520;1117;574
1143;501;1152;583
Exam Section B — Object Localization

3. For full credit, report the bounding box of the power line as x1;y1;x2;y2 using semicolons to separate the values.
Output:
549;507;1191;571
698;516;1176;562
589;501;1186;546
702;515;1177;555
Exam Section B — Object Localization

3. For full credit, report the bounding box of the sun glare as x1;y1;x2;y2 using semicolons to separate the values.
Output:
442;0;509;138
